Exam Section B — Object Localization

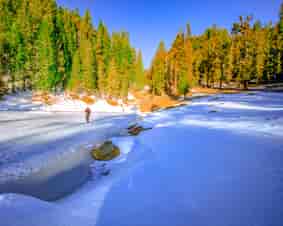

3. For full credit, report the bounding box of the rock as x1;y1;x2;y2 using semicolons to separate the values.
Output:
128;124;152;136
127;123;139;130
91;141;120;161
163;103;187;110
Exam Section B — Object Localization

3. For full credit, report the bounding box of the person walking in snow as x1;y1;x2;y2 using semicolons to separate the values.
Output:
85;106;91;123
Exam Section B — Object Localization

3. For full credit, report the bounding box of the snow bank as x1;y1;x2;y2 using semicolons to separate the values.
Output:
43;97;137;113
90;92;283;226
0;92;138;113
0;194;91;226
193;100;283;111
0;91;43;111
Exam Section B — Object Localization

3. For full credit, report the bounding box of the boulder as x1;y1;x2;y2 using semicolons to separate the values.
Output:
91;141;120;161
127;124;152;136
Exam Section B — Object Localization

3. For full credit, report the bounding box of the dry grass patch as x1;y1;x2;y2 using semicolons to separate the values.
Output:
191;87;241;95
32;92;56;105
68;93;80;100
106;99;119;106
138;94;182;112
81;96;95;105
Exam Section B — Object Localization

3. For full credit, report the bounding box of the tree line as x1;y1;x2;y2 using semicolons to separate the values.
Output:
149;4;283;96
0;0;283;98
0;0;146;98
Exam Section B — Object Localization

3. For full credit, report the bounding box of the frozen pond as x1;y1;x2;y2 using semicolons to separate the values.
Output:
0;111;137;200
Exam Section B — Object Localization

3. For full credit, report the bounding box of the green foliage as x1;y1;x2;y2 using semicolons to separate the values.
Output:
79;11;96;92
148;6;283;95
107;32;136;98
0;0;140;96
35;19;57;91
133;50;146;89
1;0;283;97
96;21;111;94
150;41;167;95
68;50;81;92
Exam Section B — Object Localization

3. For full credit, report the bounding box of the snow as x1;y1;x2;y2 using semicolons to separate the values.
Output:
0;94;139;200
0;92;43;111
0;92;137;113
1;91;283;226
44;98;136;113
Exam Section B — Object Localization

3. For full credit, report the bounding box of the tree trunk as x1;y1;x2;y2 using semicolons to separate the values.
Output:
206;76;209;88
11;73;16;93
243;80;248;90
22;76;26;91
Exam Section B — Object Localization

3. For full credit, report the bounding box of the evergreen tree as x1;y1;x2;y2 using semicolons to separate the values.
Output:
186;23;192;37
238;16;254;88
168;32;188;94
107;58;120;97
251;21;268;82
133;50;146;89
35;19;56;91
150;41;167;95
1;0;283;97
277;3;283;79
217;29;232;88
79;10;96;92
96;21;111;95
68;50;81;92
185;31;193;87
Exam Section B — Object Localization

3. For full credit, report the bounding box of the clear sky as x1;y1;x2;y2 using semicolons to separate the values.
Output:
56;0;282;68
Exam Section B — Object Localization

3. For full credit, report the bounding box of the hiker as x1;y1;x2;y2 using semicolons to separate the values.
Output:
85;106;91;123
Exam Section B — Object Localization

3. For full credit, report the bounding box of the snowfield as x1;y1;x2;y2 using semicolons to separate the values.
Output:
0;91;137;113
0;92;139;200
1;91;283;226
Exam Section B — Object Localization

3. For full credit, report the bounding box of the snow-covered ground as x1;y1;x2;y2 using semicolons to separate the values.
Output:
0;92;139;200
1;91;283;226
0;91;137;113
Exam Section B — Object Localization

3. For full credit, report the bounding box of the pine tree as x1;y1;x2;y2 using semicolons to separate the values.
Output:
0;0;11;92
120;32;135;99
96;21;111;95
238;16;254;88
200;28;215;87
251;21;267;82
277;3;283;79
191;36;203;86
68;50;81;92
79;10;96;93
186;23;192;37
264;24;276;81
35;19;56;91
150;41;167;95
185;32;193;88
168;32;189;95
107;58;120;97
217;29;232;88
2;0;283;96
133;50;145;89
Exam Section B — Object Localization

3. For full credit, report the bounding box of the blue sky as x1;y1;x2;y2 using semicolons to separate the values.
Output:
56;0;282;68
